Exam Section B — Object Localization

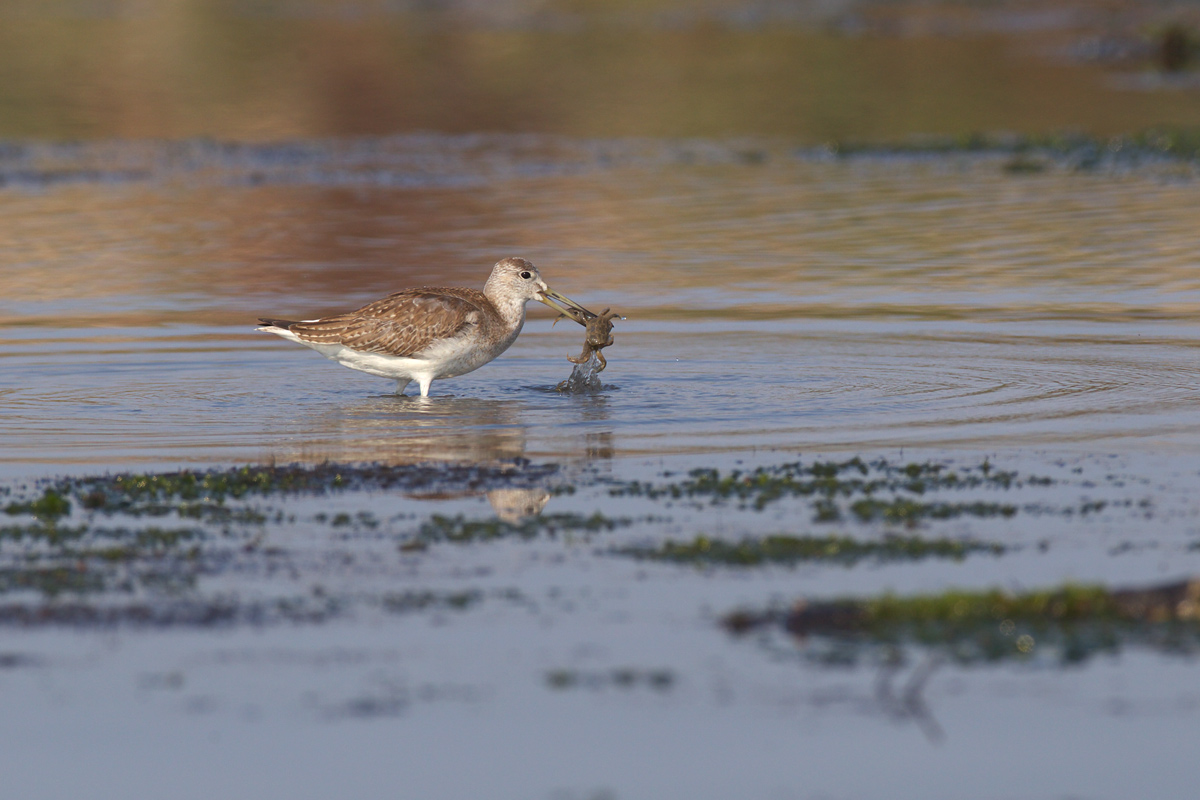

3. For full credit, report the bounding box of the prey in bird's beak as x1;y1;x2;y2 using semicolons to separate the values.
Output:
537;286;596;327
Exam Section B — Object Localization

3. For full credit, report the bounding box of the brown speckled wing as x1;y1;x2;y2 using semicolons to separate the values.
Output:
288;288;485;357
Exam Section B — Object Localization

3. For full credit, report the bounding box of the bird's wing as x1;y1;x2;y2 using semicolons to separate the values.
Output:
287;289;483;357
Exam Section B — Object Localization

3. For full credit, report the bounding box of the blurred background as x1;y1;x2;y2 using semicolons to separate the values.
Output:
3;0;1200;141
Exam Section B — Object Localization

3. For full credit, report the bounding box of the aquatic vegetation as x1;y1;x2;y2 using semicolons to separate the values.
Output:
848;498;1017;525
0;566;107;598
0;487;220;604
724;579;1200;666
1;519;210;553
616;533;1005;567
4;489;71;522
0;462;570;622
0;595;341;627
47;461;557;515
417;512;628;544
0;522;88;544
609;457;1038;515
0;458;1152;635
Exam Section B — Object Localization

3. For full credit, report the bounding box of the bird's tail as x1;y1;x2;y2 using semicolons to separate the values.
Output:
256;317;298;330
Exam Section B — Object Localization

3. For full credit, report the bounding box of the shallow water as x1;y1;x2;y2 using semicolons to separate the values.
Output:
5;3;1200;795
2;139;1199;470
3;134;1200;799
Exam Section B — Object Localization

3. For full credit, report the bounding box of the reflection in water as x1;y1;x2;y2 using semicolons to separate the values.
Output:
875;656;944;744
564;391;613;426
400;485;552;522
272;394;558;520
584;432;615;462
4;145;1200;466
274;395;530;465
4;148;1200;330
487;488;552;523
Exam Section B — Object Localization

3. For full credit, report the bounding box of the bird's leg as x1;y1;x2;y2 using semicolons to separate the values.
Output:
417;376;433;397
395;379;411;396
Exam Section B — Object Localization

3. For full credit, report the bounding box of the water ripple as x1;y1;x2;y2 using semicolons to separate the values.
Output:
2;321;1199;471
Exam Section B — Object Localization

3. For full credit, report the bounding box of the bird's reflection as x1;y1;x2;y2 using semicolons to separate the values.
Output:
268;392;609;523
281;394;529;465
584;431;615;461
274;389;618;468
486;488;552;522
266;393;614;525
574;392;610;423
875;653;944;743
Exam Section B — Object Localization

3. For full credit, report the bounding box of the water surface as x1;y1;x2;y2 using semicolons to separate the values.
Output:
2;137;1199;469
4;5;1200;795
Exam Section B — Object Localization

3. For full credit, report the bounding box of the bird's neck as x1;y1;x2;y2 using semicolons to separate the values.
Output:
484;286;529;330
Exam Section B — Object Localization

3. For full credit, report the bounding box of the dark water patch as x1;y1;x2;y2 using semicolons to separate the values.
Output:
0;130;1198;196
0;652;41;668
0;520;202;549
616;533;1006;567
0;595;338;628
0;585;510;630
725;578;1200;667
0;565;108;598
1002;154;1049;174
0;168;149;188
379;589;482;614
827;128;1200;167
0;136;769;190
545;667;675;692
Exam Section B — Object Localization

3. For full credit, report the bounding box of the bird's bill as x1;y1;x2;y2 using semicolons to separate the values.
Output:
537;288;596;326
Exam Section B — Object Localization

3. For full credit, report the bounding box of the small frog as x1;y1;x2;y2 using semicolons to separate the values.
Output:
567;307;618;372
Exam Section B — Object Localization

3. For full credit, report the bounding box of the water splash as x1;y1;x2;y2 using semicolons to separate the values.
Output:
556;351;606;393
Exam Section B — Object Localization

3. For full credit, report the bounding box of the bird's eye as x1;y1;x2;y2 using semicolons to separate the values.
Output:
520;271;532;280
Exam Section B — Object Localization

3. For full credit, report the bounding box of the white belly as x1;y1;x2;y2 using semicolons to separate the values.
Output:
267;325;519;383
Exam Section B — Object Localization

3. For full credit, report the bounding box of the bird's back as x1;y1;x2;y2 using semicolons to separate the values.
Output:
262;287;493;358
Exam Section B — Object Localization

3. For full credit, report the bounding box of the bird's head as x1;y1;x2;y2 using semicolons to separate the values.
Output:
486;257;595;325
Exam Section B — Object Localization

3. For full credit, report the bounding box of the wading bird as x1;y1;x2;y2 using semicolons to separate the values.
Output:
257;257;593;397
